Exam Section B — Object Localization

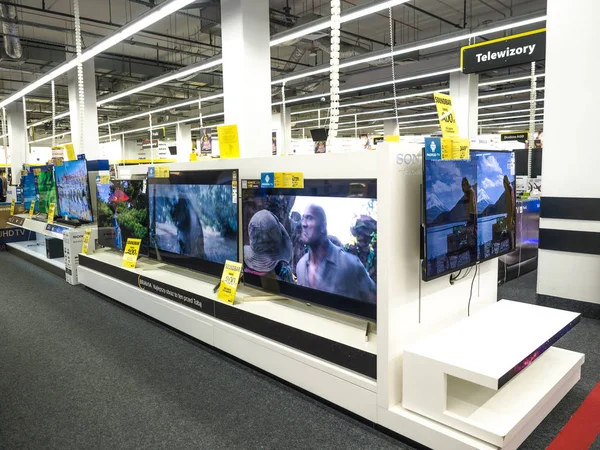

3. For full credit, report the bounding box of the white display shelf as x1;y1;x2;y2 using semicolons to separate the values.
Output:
7;214;96;241
6;240;65;270
402;300;584;448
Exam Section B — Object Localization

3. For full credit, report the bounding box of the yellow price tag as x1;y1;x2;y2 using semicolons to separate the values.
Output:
81;229;92;255
385;135;400;143
155;166;170;178
217;125;240;159
217;260;243;304
452;138;470;160
122;238;142;269
441;138;453;160
99;175;110;185
47;203;56;224
273;172;304;189
33;168;41;176
9;199;15;216
28;201;35;219
64;143;77;161
434;92;459;139
190;152;198;162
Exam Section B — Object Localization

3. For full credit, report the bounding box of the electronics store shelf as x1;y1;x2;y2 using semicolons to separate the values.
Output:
7;214;95;240
402;300;584;447
6;240;65;271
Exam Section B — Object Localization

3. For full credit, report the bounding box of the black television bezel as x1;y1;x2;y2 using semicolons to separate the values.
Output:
96;178;149;256
54;159;94;222
241;178;378;321
473;150;517;265
148;169;240;278
421;149;478;282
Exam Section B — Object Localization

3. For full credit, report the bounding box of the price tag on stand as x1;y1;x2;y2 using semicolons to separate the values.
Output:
47;203;56;224
28;201;35;219
81;229;92;255
99;175;110;185
217;260;243;304
122;238;142;269
9;199;15;216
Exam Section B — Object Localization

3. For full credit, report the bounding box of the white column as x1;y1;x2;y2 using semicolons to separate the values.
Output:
68;59;100;159
384;119;399;137
449;72;479;139
6;102;27;186
176;123;192;162
221;0;272;158
537;0;600;311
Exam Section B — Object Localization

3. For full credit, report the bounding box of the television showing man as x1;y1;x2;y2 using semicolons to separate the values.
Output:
296;204;376;304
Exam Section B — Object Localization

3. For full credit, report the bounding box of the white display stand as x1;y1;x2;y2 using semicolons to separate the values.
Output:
403;300;583;448
74;148;583;450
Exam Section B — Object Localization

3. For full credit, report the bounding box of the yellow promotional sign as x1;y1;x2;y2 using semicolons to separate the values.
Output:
122;238;142;269
452;138;471;160
47;203;56;224
217;260;243;304
385;135;400;143
274;172;304;189
217;125;241;159
190;152;198;162
434;92;459;138
155;166;170;178
81;229;92;255
64;144;77;161
441;138;453;160
9;199;15;216
28;201;35;219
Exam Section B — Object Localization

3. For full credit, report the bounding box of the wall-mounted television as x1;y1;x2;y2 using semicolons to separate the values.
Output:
55;159;93;223
148;169;239;277
422;150;516;281
96;179;149;254
241;178;377;321
37;167;57;215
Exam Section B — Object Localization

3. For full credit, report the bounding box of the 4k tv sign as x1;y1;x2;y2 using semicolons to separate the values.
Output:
461;29;546;74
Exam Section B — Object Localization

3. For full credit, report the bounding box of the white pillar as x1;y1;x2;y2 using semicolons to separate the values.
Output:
449;72;479;139
384;119;399;137
6;102;27;186
176;123;192;162
536;0;600;314
221;0;272;158
68;59;100;159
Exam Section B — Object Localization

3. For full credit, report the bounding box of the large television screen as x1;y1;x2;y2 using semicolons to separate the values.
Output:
475;151;516;262
148;169;239;277
97;179;149;254
423;157;478;281
242;179;377;320
55;160;93;222
37;167;57;215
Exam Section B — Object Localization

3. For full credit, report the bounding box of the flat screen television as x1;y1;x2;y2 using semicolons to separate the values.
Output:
96;179;149;254
423;156;478;281
241;179;377;321
37;167;58;215
148;169;239;277
23;172;37;211
54;160;93;223
474;151;516;262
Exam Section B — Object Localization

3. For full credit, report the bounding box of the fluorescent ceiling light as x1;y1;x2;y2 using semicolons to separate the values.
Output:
478;99;544;109
29;131;72;144
479;73;545;87
28;111;70;129
343;88;449;108
479;107;544;117
479;112;543;122
0;0;199;109
269;0;410;47
480;119;544;128
479;87;545;99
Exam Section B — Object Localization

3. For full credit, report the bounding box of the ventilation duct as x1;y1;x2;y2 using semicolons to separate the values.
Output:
0;0;23;59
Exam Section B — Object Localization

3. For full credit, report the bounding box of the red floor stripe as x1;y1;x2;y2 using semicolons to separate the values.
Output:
547;381;600;450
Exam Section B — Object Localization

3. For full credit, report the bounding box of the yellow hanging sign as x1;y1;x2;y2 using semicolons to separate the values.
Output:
9;199;15;216
217;125;241;159
47;203;56;224
434;92;459;138
217;260;243;304
122;238;142;269
28;201;35;219
81;229;92;255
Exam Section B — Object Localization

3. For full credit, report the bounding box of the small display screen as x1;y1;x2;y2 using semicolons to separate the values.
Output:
242;179;377;320
23;172;37;211
96;179;149;254
55;160;93;222
37;168;57;215
148;170;239;276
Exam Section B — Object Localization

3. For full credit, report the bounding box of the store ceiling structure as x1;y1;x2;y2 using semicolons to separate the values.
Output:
0;0;546;141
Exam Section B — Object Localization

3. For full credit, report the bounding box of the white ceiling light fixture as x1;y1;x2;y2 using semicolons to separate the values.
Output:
480;119;544;128
342;88;449;108
479;87;545;99
479;107;544;117
479;99;544;109
479;73;545;87
479;113;544;123
0;0;200;109
269;0;411;47
28;111;70;129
